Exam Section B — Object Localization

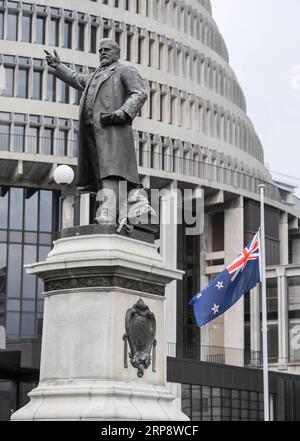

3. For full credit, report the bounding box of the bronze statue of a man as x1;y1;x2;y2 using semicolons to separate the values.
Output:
45;39;153;227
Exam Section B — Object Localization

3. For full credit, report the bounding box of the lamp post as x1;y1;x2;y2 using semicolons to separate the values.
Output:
53;165;81;230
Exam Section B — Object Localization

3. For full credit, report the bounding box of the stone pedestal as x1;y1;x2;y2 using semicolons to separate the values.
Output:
11;232;188;421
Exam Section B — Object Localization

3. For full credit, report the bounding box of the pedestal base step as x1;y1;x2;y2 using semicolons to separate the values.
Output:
11;380;189;421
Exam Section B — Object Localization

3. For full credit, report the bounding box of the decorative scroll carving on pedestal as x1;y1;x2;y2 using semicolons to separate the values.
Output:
44;276;164;296
123;299;157;378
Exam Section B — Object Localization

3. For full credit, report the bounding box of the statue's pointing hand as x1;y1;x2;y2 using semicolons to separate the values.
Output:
44;49;61;68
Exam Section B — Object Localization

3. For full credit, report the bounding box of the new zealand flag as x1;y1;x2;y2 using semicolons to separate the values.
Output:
189;231;261;328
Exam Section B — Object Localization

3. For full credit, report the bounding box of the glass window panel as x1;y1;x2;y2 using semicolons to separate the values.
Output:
9;188;23;230
7;12;18;40
3;67;14;97
22;13;32;42
0;243;7;297
42;128;54;155
25;191;38;231
57;129;68;156
9;231;22;242
39;191;52;232
90;25;97;53
0;230;7;242
37;278;44;299
6;312;19;337
50;18;59;46
73;130;78;157
13;125;25;152
0;192;8;228
63;20;72;48
77;22;85;50
22;245;36;299
7;244;22;299
60;82;70;103
21;312;35;337
24;232;37;244
36;16;45;44
0;123;9;151
7;299;20;311
32;70;42;100
39;233;52;245
28;126;39;153
22;300;35;312
17;68;29;98
0;12;4;39
47;72;56;102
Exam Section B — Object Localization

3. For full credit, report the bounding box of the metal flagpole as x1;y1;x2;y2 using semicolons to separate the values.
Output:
259;184;270;422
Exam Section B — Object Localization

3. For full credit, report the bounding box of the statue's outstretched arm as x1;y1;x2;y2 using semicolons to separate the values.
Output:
44;49;89;91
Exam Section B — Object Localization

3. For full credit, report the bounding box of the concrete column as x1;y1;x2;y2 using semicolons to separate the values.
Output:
62;196;74;229
224;196;244;352
160;181;178;352
202;212;224;351
0;326;6;349
80;193;90;226
250;285;261;353
279;212;289;265
277;267;289;367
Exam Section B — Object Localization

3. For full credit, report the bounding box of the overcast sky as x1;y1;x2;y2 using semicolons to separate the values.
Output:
211;0;300;192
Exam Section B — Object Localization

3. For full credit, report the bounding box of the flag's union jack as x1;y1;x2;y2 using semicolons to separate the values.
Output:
226;231;260;282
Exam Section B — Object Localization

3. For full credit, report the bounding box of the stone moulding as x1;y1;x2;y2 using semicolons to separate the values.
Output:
44;275;165;296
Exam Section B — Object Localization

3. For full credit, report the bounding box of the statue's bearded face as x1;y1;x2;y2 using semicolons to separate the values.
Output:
99;42;120;67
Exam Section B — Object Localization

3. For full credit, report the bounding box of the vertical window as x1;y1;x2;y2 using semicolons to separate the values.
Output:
0;123;9;151
77;22;85;51
7;11;18;40
73;128;78;158
36;16;46;44
90;25;97;53
60;81;70;104
43;128;54;155
39;191;52;232
22;245;37;300
24;191;38;231
17;68;29;98
7;244;22;300
0;192;8;229
50;17;59;46
57;129;68;156
3;67;14;97
0;11;4;39
9;188;23;230
126;34;132;61
47;72;56;101
63;19;72;49
13;125;25;152
74;65;83;105
28;126;39;153
22;13;32;42
32;70;42;100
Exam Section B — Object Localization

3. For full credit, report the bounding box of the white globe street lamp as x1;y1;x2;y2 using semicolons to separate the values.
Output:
53;165;75;185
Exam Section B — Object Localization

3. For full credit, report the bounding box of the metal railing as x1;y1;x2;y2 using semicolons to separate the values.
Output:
167;342;262;369
1;131;300;213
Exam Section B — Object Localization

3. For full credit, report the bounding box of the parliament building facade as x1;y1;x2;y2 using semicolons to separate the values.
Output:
1;0;300;421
